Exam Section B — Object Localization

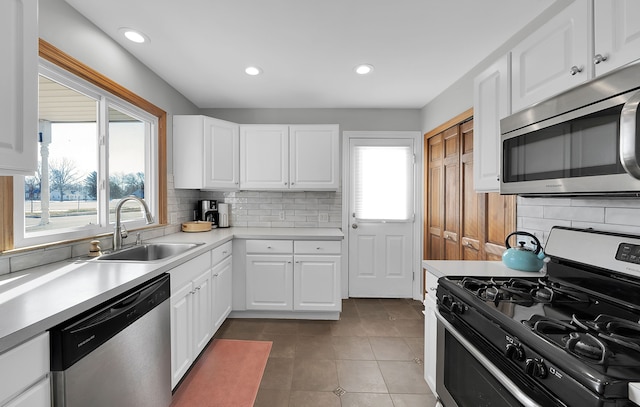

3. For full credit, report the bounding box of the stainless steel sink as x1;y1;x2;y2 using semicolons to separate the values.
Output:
97;243;203;262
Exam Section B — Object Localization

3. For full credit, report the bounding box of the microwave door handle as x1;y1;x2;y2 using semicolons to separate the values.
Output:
620;90;640;180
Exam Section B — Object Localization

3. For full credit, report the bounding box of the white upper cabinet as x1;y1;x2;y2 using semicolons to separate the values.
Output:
240;124;340;190
473;54;511;192
0;0;38;176
240;125;290;190
173;115;240;190
203;117;240;190
594;0;640;76
289;125;339;190
511;0;590;112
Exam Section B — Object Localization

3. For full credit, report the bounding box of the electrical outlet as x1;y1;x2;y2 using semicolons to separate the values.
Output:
279;211;285;221
319;213;328;223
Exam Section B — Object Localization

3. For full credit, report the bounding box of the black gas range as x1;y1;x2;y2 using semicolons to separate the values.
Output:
435;227;640;407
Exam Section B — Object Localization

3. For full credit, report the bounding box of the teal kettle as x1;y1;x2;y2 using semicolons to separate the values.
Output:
502;231;546;272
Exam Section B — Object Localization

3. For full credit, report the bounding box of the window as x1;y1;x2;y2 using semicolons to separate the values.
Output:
10;52;163;248
352;142;414;221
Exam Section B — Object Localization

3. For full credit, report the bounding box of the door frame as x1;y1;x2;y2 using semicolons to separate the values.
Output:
341;131;423;300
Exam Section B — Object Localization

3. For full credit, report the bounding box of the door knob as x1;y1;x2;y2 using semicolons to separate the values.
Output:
352;223;358;229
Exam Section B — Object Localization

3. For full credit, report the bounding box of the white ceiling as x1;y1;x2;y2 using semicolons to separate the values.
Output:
64;0;555;109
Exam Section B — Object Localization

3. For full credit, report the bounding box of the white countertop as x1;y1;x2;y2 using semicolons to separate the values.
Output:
0;227;343;353
423;260;546;279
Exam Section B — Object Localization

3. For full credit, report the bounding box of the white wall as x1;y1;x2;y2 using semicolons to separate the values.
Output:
419;0;573;133
203;108;421;131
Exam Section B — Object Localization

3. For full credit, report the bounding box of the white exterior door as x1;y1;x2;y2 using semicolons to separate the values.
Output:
348;138;415;298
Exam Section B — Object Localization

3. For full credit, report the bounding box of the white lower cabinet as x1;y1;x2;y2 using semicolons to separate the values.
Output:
245;240;341;312
424;271;439;396
212;255;233;332
169;243;233;389
0;332;50;407
246;254;293;310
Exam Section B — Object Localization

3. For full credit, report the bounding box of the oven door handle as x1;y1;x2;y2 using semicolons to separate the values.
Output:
435;311;543;407
620;89;640;180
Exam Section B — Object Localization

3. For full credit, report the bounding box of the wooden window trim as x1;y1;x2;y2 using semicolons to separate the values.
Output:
0;39;167;252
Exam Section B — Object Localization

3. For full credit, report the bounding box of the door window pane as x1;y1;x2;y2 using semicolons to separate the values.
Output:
354;145;413;220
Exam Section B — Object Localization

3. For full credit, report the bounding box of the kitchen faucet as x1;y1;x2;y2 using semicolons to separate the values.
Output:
113;196;154;251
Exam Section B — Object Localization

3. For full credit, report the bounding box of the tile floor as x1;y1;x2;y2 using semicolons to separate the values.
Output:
213;298;439;407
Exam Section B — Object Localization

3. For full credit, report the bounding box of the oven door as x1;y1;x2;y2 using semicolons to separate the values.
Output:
435;311;564;407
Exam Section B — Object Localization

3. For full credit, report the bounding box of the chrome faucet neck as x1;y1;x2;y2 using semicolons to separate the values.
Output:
113;196;154;251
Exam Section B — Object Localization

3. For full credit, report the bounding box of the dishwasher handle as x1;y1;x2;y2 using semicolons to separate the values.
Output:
50;273;170;371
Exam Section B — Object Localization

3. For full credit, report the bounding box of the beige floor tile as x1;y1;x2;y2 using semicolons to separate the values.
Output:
260;358;294;390
291;359;339;391
340;392;395;407
336;360;388;393
254;388;290;407
369;337;415;361
390;393;439;407
378;361;430;394
288;391;341;407
295;335;336;359
259;333;297;359
332;336;375;360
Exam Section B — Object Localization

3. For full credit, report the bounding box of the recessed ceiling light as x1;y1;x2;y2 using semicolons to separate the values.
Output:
245;66;263;76
354;64;374;75
119;28;149;44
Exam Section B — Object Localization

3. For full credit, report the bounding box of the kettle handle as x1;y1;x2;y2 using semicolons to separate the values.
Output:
505;231;542;254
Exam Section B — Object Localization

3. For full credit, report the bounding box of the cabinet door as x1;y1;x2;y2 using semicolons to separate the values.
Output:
203;117;240;190
289;125;340;190
511;0;590;112
0;0;38;176
246;254;293;310
212;256;232;333
424;294;438;395
3;377;50;407
473;54;510;192
170;283;193;389
294;255;340;311
240;125;289;189
594;0;640;76
192;269;212;356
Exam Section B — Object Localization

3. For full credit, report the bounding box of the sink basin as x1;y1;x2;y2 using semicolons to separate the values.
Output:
97;243;203;262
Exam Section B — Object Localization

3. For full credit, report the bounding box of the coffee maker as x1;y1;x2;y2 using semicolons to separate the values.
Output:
197;200;218;227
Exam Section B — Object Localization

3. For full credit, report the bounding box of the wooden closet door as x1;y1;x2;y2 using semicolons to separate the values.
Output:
459;120;482;260
443;126;460;260
426;133;444;260
483;194;516;261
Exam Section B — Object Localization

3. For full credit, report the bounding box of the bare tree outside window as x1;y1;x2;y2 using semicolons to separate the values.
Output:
50;158;82;202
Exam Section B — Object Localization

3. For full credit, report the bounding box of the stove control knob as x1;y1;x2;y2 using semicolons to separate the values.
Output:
451;302;465;315
525;358;548;379
505;343;525;361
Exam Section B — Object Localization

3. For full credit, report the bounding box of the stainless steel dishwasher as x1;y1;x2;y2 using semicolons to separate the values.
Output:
49;273;171;407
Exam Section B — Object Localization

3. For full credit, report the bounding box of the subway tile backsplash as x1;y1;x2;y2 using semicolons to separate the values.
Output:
199;190;342;228
518;196;640;245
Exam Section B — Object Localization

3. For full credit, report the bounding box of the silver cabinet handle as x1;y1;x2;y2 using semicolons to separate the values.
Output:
593;54;608;65
284;182;288;185
621;90;640;179
352;223;358;229
569;65;583;76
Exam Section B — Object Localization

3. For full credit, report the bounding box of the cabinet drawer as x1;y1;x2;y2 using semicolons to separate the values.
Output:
246;240;293;254
169;252;211;292
294;240;341;255
0;332;49;405
211;241;232;264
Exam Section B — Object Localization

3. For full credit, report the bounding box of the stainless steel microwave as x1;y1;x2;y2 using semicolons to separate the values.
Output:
500;59;640;196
